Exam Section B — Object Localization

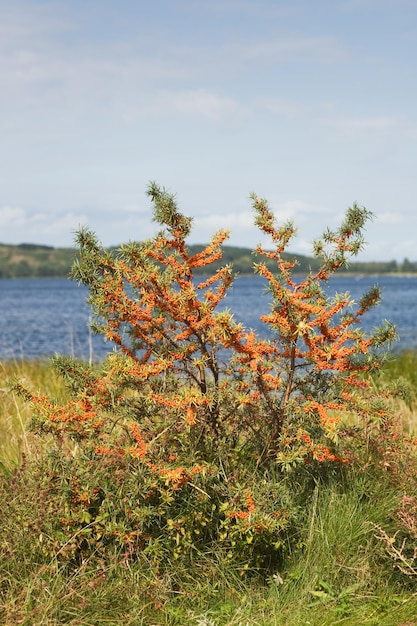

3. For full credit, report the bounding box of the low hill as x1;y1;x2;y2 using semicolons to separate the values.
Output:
0;244;76;278
0;242;413;278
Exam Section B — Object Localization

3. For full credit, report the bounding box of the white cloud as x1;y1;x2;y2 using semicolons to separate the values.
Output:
377;212;406;225
234;36;348;65
365;237;416;261
0;206;88;243
331;116;401;133
0;9;248;130
340;0;415;10
119;89;248;126
190;200;339;249
0;2;71;48
272;200;334;221
192;0;299;20
256;97;307;119
169;90;246;123
0;206;27;227
194;210;253;234
0;0;347;118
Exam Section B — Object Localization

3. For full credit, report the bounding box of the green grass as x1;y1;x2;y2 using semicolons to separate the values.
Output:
0;359;68;473
1;354;417;625
1;473;416;625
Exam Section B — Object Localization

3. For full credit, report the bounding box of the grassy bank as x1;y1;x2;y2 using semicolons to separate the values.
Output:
0;359;69;474
1;353;417;625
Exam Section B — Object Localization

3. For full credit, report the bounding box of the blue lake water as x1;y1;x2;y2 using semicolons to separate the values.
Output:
1;275;416;361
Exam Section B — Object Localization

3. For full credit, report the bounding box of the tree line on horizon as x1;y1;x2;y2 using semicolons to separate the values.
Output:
0;241;416;279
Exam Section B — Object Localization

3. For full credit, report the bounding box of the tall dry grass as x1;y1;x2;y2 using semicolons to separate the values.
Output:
0;359;68;473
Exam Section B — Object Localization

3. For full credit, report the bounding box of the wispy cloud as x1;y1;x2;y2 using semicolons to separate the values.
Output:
0;4;252;132
194;210;253;235
232;36;348;65
332;116;400;132
191;200;340;250
340;0;416;10
267;200;343;227
256;97;307;119
0;206;88;243
0;206;27;227
377;211;407;225
120;89;248;126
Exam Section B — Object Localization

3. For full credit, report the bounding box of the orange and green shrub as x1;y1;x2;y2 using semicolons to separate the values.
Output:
9;184;401;585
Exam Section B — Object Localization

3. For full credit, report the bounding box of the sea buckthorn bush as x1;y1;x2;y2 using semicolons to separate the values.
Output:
12;183;396;580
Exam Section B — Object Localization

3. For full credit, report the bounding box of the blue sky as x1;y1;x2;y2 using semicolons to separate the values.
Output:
1;0;416;261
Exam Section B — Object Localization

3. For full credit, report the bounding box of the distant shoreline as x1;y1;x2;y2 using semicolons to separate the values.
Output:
2;272;417;281
1;242;416;279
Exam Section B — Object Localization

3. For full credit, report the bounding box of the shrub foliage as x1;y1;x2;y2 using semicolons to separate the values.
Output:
12;183;396;577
